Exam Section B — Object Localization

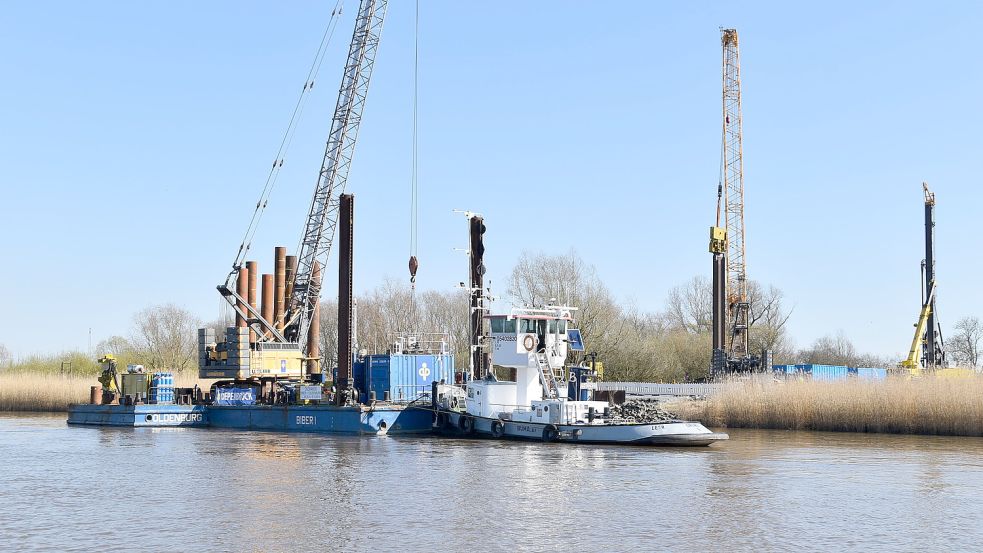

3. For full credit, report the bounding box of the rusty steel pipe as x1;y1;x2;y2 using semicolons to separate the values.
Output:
261;274;274;339
246;260;258;343
236;266;250;328
90;386;102;405
285;255;298;308
306;261;321;376
274;247;287;332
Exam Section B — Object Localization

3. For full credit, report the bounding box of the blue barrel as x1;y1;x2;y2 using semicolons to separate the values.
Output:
150;372;175;404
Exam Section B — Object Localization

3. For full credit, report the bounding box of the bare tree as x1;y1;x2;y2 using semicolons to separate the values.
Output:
664;276;712;333
130;304;202;372
0;344;10;369
96;335;135;357
799;331;858;366
950;316;982;368
663;277;792;363
319;298;339;369
317;285;471;368
418;289;470;361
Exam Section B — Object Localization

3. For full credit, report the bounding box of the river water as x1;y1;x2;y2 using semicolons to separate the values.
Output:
2;414;982;552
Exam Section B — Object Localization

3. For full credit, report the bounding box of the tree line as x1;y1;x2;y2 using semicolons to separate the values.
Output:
2;251;980;379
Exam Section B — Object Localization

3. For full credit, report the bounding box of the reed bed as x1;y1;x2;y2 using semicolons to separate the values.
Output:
671;375;983;436
0;372;207;413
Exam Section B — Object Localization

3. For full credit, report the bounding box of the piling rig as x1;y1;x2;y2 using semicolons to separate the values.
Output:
709;29;770;378
899;183;946;373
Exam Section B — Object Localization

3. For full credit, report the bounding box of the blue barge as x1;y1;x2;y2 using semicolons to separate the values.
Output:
68;403;434;435
70;338;451;435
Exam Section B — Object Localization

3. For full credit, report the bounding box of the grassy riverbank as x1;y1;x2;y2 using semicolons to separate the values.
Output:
671;375;983;437
0;373;206;413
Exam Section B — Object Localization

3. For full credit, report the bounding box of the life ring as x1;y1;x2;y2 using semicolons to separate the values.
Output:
522;335;538;352
491;420;505;438
542;424;559;443
461;415;476;435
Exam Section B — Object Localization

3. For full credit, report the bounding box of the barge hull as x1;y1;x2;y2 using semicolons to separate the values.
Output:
67;403;435;435
68;404;208;427
207;404;434;435
438;412;728;446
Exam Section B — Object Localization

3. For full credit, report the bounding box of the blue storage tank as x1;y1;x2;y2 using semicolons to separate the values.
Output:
856;367;888;380
353;354;455;403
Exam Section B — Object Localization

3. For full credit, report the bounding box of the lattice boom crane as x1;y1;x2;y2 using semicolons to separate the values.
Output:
284;0;388;347
720;28;750;358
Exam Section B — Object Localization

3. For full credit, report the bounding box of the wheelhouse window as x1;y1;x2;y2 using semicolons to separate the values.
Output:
490;318;504;333
557;320;567;333
490;318;516;333
519;319;538;333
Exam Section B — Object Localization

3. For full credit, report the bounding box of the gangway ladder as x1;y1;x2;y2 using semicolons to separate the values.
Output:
536;351;561;399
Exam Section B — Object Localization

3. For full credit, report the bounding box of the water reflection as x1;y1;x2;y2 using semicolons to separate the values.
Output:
2;416;983;552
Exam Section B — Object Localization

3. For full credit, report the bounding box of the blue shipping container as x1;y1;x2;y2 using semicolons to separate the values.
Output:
809;365;850;381
856;367;888;380
354;353;455;403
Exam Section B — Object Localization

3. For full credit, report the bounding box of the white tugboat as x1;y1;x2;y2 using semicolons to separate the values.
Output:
432;304;728;446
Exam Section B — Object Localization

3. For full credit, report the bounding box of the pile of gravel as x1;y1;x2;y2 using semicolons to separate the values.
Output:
607;399;678;423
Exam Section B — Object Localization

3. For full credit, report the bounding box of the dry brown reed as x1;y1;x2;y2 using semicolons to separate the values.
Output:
0;373;207;413
671;375;983;436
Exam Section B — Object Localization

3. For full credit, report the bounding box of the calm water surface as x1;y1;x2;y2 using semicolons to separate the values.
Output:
2;414;981;552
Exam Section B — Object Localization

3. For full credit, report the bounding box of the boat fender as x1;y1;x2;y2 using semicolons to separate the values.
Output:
542;424;559;443
460;415;476;435
491;420;504;438
522;335;538;352
434;411;448;430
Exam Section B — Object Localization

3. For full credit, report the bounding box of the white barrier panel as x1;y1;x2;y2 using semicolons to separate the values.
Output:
595;382;727;397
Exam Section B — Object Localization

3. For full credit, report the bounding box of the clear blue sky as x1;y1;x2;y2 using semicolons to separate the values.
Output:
2;1;981;359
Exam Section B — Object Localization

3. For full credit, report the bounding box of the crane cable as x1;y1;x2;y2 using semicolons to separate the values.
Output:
229;1;347;284
408;0;420;295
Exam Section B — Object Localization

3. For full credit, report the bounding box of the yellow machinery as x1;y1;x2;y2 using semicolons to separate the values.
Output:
899;284;935;376
97;355;120;396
